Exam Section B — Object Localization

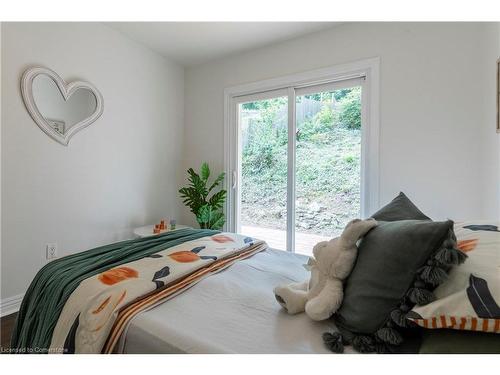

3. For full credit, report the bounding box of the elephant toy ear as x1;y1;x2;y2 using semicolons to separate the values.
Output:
341;219;378;246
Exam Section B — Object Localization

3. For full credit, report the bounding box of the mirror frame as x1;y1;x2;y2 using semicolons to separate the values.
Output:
21;66;104;146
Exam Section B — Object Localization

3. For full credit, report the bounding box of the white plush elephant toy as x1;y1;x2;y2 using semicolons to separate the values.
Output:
274;218;378;321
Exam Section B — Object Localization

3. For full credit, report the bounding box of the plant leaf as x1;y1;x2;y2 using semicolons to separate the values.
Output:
201;162;210;181
208;172;225;193
179;186;203;215
208;190;227;210
187;168;208;199
196;204;212;225
209;211;225;230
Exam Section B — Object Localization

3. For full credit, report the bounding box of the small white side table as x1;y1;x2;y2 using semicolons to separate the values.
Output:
133;224;191;238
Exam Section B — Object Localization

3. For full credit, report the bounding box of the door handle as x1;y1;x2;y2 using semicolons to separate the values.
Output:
232;170;237;189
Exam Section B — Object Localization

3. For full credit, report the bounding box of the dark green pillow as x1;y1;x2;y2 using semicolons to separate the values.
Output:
371;192;430;221
323;193;466;354
335;220;452;331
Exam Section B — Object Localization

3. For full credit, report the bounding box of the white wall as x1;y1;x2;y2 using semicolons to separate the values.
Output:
1;22;185;301
480;23;500;222
458;22;500;222
182;22;500;226
498;23;500;220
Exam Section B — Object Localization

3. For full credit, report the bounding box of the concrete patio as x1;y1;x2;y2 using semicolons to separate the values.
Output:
241;225;333;256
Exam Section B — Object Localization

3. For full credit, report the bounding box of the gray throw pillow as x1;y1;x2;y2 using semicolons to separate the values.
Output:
371;192;430;221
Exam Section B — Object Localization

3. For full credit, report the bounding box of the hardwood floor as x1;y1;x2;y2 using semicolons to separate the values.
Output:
1;312;17;352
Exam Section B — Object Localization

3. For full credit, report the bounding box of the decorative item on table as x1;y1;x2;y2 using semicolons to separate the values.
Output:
160;220;166;230
179;162;226;230
153;224;161;234
170;219;176;230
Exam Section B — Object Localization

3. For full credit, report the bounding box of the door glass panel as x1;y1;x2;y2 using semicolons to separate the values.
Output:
294;87;362;255
239;97;288;250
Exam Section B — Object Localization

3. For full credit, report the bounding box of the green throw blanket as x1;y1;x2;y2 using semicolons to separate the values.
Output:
11;228;218;353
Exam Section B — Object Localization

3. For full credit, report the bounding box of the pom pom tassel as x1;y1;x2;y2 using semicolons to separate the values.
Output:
408;287;436;305
441;238;456;249
390;309;408;327
375;327;403;346
375;342;389;353
352;335;376;353
419;265;448;285
434;246;468;265
322;332;344;353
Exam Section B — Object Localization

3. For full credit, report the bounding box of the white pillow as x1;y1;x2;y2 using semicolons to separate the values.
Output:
407;221;500;333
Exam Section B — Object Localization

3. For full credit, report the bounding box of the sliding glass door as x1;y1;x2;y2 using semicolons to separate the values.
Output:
237;90;288;250
230;78;365;254
294;81;362;254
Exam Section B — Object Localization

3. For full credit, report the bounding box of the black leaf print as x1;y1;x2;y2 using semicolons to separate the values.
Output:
466;274;500;318
200;255;217;261
148;254;163;258
152;266;170;289
153;266;170;280
191;246;206;254
63;314;80;354
154;280;164;289
463;224;499;232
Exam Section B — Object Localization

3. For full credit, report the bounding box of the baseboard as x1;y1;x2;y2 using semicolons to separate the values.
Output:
0;294;24;317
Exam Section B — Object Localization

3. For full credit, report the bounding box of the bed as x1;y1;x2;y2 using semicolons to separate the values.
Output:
13;230;350;354
118;248;349;354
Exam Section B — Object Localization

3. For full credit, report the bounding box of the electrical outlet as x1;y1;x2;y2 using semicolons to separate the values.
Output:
46;243;58;260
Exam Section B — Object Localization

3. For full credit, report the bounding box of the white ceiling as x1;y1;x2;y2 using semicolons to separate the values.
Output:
107;22;341;67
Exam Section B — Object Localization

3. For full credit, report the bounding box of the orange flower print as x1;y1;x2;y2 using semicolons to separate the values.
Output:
457;239;478;252
211;235;234;243
98;267;138;285
169;251;200;263
168;246;217;263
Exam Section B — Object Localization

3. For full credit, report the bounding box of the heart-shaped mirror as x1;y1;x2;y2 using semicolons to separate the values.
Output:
21;67;104;146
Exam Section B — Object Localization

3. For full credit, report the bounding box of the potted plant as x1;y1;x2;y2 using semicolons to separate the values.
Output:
179;162;227;230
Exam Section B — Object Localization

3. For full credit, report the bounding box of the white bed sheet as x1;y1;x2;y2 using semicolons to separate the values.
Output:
120;248;353;354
